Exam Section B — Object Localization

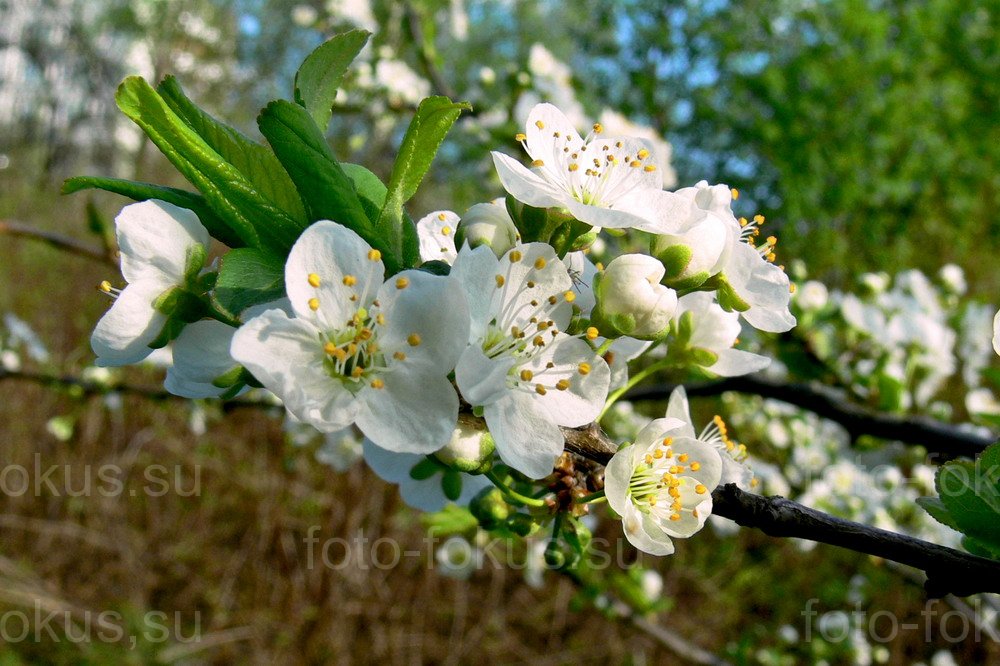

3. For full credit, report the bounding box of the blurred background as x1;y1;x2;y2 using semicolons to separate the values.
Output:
1;0;999;663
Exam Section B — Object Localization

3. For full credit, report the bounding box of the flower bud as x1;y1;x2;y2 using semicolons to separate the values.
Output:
469;487;510;529
455;200;519;257
591;255;678;340
433;416;495;475
650;212;731;290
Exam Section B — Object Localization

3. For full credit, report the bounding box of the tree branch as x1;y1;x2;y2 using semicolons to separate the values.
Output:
0;219;114;266
627;376;994;459
562;423;1000;598
403;3;457;100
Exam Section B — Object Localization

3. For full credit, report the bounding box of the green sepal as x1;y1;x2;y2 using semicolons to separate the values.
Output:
211;364;246;389
409;456;443;481
417;260;452;276
147;316;187;350
690;347;719;367
716;275;751;312
184;243;207;283
441;470;463;502
655;243;693;280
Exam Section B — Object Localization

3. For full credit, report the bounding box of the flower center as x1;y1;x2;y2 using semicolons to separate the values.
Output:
627;437;708;523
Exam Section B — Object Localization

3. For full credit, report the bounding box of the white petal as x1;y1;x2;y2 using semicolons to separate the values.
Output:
709;349;771;377
415;210;459;264
375;270;470;371
625;503;675;556
165;320;238;398
117;200;209;284
726;242;796;333
491;152;566;209
484;392;564;479
604;444;638;517
91;279;170;367
563;251;598;316
355;371;459;454
522;335;610;427
991;309;1000;356
285;220;384;327
362;439;422;484
563;197;657;230
524;103;585;167
495;243;573;331
455;344;514;406
230;309;359;431
665;387;697;439
622;189;704;235
450;243;501;341
633;417;690;451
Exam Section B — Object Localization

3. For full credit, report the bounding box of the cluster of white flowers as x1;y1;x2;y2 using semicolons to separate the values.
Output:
89;102;795;555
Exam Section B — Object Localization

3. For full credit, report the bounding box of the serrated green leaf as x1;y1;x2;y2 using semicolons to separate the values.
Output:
935;452;1000;551
63;176;244;248
257;101;408;270
293;29;370;130
116;76;307;251
341;163;388;209
963;535;1000;560
213;248;286;318
158;76;307;224
916;496;959;530
378;96;471;272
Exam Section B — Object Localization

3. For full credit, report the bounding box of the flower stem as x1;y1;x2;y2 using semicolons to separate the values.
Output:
599;358;670;420
485;470;548;508
595;337;615;357
576;489;606;504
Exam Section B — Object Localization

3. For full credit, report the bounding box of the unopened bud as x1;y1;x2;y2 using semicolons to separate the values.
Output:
455;200;519;257
591;254;678;340
434;416;495;475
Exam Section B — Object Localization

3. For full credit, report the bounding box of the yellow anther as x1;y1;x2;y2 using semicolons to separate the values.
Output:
308;273;321;287
644;165;657;172
534;257;547;270
629;160;641;168
509;250;522;263
308;298;320;311
578;362;591;375
407;333;422;346
442;226;452;236
754;214;765;224
586;327;599;340
645;454;654;465
531;159;545;168
648;495;657;507
739;217;748;227
669;487;681;499
393;351;406;361
670;513;681;521
437;213;447;221
766;252;776;262
568;163;579;172
678;453;689;463
595;262;604;271
535;120;545;129
789;283;797;294
347;343;358;355
652;449;664;459
592;122;603;133
323;342;337;355
376;313;386;325
637;148;650;159
342;274;357;286
520;369;534;382
527;280;536;288
370;378;385;389
99;280;113;293
766;235;777;246
515;133;527;142
548;295;558;305
358;327;373;340
533;335;545;347
535;384;547;395
396;277;409;290
495;275;505;288
695;484;707;495
662;437;674;446
731;188;740;200
563;290;576;303
556;379;570;391
690;462;701;472
368;249;381;261
351;367;364;378
669;466;680;474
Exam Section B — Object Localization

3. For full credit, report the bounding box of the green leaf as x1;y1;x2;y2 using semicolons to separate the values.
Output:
341;163;388;209
915;497;959;530
441;470;463;502
378;96;471;272
62;176;244;248
257;101;406;269
294;29;370;130
157;76;307;224
116;76;307;251
213;248;286;318
421;505;478;537
934;444;1000;555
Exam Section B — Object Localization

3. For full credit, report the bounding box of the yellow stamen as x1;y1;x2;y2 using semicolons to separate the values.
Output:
307;273;321;287
368;249;381;261
342;275;357;286
308;298;320;311
407;333;422;346
578;362;591;375
396;277;409;290
586;327;599;340
520;369;534;381
370;378;385;389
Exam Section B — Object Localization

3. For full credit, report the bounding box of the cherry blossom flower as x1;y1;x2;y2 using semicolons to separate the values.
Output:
492;103;675;231
91;200;209;366
231;221;470;454
605;416;723;555
451;243;610;478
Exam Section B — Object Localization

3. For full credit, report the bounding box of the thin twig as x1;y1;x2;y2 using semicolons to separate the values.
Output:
562;422;1000;598
628;376;994;459
0;219;114;265
403;3;457;100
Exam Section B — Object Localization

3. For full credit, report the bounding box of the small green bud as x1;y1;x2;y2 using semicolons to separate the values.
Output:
505;513;535;537
469;487;510;529
433;416;495;475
